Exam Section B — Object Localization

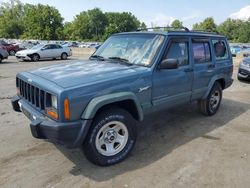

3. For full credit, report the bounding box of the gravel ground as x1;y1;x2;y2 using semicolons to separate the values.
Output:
0;56;250;188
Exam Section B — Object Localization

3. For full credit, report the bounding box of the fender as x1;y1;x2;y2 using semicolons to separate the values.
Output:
202;74;226;99
81;92;144;121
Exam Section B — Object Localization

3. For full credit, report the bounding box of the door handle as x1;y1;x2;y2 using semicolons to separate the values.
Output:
184;68;193;72
208;64;215;69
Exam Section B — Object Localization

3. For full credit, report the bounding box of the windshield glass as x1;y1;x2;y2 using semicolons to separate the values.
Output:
93;34;165;66
31;44;44;50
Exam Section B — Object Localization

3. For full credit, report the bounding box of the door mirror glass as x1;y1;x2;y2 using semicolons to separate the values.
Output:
159;58;178;69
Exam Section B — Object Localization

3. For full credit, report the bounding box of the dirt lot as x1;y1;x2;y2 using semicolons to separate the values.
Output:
0;56;250;188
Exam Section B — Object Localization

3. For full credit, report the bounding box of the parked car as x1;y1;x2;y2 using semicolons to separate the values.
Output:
62;42;79;48
18;41;38;50
15;44;72;62
238;57;250;80
230;45;241;57
12;29;233;166
0;48;9;63
242;47;250;57
0;40;19;56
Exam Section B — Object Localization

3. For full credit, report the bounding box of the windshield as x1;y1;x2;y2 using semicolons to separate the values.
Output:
92;34;165;66
31;44;44;50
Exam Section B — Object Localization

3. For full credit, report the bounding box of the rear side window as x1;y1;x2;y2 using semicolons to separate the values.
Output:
166;41;189;66
192;42;211;64
212;40;229;60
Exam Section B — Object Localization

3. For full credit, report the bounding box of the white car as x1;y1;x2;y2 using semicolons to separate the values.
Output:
15;44;72;62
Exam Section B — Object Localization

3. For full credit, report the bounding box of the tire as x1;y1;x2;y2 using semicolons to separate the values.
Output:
0;55;2;63
199;82;222;116
61;53;68;60
83;107;137;166
9;50;16;56
237;76;243;81
32;54;40;62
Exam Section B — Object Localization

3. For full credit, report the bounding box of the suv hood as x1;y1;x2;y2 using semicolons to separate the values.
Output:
28;60;148;88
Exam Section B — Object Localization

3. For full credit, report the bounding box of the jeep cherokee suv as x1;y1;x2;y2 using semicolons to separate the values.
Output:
12;28;233;166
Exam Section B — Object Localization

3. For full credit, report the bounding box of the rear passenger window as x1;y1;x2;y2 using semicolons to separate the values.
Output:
212;40;229;60
166;42;189;66
192;42;211;64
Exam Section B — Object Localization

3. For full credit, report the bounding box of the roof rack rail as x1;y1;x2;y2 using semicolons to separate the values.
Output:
191;30;219;35
137;27;190;32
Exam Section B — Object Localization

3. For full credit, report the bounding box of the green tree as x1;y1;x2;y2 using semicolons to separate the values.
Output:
171;19;183;28
0;0;25;38
64;8;108;41
236;19;250;43
22;4;64;40
192;17;217;32
139;22;147;30
103;12;140;40
88;8;108;40
217;18;250;42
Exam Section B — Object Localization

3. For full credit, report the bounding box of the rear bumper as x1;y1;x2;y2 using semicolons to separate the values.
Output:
11;96;92;148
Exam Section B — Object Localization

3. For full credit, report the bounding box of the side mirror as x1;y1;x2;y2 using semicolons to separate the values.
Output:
159;58;178;69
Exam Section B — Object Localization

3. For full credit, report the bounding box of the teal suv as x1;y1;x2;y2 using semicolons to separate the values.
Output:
12;28;233;166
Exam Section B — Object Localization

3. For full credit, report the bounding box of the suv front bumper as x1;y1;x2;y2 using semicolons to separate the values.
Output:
11;96;92;148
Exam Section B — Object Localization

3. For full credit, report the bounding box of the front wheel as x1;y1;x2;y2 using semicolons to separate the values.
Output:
32;54;40;62
83;108;137;166
199;82;222;116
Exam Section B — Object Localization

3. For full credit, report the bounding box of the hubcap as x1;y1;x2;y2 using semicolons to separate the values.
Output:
209;90;220;111
10;51;15;56
95;121;128;156
62;54;67;59
33;55;39;61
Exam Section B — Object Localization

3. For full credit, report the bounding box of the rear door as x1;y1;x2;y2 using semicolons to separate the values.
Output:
191;38;216;100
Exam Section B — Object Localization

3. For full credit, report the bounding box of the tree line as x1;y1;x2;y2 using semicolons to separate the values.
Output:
0;0;249;43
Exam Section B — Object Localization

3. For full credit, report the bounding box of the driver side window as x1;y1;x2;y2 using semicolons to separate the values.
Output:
43;45;50;50
165;41;189;66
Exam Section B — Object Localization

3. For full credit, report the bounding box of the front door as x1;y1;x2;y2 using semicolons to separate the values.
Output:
152;37;193;108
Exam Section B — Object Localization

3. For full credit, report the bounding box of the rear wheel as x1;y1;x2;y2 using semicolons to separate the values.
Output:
199;82;222;116
83;107;137;166
61;53;68;60
0;55;2;63
32;54;40;62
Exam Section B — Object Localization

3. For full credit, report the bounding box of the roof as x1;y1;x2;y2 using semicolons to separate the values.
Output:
115;30;225;38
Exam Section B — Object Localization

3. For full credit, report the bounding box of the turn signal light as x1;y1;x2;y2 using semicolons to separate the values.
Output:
64;98;70;120
46;108;58;119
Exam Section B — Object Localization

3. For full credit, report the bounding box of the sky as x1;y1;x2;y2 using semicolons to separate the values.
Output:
2;0;250;28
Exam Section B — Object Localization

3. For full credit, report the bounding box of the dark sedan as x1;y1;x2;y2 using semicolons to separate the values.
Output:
238;57;250;81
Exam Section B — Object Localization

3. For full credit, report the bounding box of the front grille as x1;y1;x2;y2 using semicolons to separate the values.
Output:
16;77;51;111
239;68;250;76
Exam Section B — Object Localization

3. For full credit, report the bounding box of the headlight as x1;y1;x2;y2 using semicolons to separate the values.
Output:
242;61;250;68
51;95;58;109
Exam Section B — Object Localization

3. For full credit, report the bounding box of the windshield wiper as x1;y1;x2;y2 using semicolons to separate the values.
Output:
108;56;133;66
90;55;105;61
